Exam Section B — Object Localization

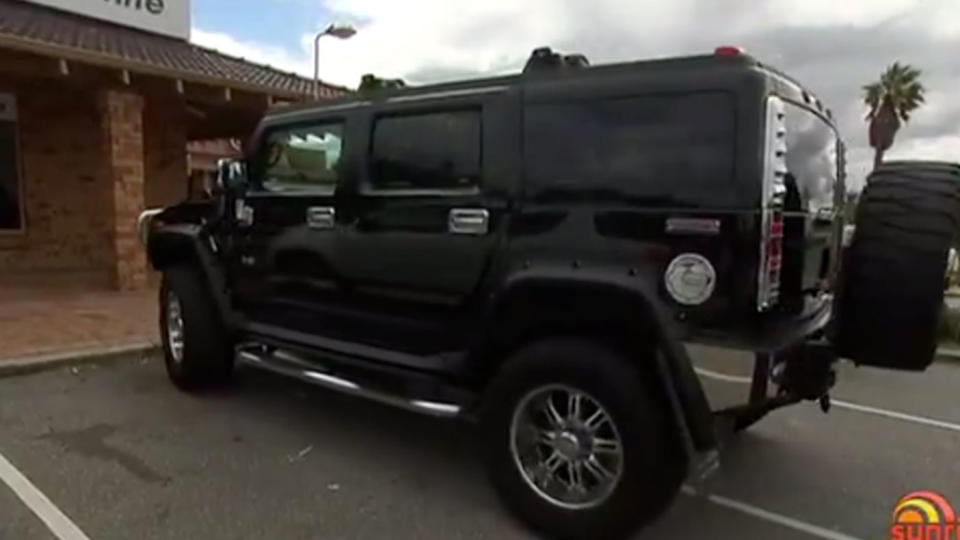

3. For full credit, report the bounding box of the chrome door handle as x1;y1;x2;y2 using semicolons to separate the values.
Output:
307;206;336;229
814;207;835;224
449;208;489;236
235;199;254;227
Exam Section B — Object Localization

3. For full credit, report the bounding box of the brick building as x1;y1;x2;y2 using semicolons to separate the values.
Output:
0;0;345;291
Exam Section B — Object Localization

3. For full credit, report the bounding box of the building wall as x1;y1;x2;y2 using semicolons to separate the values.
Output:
144;97;188;208
0;78;189;289
0;81;115;278
101;90;148;291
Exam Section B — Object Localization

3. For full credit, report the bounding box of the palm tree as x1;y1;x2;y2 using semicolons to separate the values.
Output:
863;62;926;170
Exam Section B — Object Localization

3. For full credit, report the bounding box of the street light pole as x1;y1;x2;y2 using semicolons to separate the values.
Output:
313;23;357;100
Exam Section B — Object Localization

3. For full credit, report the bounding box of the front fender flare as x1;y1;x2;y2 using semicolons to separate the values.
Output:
147;224;236;330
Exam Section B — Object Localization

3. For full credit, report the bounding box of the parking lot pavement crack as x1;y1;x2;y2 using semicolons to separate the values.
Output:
38;423;171;485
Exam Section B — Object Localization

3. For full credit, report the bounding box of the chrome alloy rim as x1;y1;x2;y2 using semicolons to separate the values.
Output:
509;384;624;510
165;291;185;364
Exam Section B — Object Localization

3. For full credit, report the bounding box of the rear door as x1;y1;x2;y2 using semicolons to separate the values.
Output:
230;115;356;338
780;100;843;303
333;90;516;356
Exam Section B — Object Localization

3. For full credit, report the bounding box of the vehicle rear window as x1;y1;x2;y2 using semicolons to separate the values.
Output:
523;92;735;203
369;110;481;192
783;102;839;213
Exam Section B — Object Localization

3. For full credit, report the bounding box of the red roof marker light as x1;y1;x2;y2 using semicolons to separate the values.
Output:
714;46;744;57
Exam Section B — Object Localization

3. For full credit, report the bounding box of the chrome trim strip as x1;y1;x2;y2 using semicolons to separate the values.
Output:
244;322;444;371
387;85;508;103
758;96;787;312
302;370;359;390
137;208;164;247
358;186;480;198
409;400;462;416
236;348;462;418
266;100;372;121
665;217;721;236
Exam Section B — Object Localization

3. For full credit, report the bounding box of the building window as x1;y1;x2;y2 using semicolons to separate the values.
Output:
369;110;481;192
523;92;735;205
0;93;22;231
258;122;344;194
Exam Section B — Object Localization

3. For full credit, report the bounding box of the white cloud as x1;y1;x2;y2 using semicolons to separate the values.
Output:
887;135;960;162
191;28;310;76
760;0;916;28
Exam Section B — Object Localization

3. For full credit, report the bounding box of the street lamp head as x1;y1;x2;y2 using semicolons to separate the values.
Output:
314;22;357;99
324;23;357;39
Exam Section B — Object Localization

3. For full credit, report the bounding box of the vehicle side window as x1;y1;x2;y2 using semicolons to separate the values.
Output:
369;110;480;192
523;92;735;203
257;122;344;194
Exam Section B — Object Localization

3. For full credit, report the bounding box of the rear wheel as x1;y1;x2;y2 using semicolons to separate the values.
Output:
835;161;960;370
481;338;684;540
160;265;234;390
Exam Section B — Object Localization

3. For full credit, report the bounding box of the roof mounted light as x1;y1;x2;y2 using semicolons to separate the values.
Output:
714;46;744;57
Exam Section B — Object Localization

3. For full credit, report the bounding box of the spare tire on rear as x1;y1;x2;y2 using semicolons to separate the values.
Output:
834;161;960;371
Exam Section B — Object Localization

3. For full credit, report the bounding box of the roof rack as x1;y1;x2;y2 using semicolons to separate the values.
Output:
523;47;590;75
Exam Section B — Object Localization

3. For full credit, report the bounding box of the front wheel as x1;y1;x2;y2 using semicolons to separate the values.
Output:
481;338;685;540
160;265;234;390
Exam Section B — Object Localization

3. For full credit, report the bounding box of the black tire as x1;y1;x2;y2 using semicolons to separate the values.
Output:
159;265;234;390
481;338;685;540
835;161;960;370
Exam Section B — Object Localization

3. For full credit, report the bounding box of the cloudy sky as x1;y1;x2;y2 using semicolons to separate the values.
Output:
191;0;959;188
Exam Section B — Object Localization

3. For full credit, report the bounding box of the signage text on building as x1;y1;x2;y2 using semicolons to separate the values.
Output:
23;0;190;40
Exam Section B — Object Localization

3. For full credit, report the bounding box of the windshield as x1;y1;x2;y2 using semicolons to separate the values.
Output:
783;102;840;213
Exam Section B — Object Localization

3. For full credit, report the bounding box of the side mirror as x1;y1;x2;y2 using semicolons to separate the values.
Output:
216;158;248;193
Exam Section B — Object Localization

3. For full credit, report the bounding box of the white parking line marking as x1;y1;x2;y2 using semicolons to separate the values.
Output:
693;367;753;385
694;367;960;434
0;449;92;540
681;486;863;540
828;400;960;434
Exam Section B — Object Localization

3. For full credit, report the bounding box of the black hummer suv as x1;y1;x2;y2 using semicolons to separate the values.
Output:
141;47;960;539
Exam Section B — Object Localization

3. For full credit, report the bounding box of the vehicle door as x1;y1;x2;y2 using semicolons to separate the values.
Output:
333;89;517;357
780;99;843;306
230;114;358;340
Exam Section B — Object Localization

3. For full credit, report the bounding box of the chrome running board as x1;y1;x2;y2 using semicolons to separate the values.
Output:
236;347;462;418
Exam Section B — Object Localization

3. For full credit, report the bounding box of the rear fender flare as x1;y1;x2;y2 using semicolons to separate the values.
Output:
483;267;717;453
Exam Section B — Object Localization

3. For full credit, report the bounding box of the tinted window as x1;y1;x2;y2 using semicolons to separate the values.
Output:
0;121;20;230
258;122;344;193
0;94;21;231
370;111;480;191
524;92;735;203
783;102;838;212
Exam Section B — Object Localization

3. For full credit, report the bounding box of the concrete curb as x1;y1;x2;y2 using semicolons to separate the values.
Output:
0;341;160;378
936;345;960;362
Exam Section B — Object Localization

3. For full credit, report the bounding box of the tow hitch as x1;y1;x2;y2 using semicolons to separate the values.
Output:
716;338;837;434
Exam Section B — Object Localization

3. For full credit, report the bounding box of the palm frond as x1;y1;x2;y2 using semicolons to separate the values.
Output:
863;82;883;117
866;62;926;124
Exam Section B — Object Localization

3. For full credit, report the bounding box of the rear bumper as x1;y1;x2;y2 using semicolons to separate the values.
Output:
689;295;834;353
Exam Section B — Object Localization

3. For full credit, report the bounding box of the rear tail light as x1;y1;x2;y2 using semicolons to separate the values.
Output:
758;96;787;311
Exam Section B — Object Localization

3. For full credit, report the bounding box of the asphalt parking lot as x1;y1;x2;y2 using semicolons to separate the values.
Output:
1;347;959;540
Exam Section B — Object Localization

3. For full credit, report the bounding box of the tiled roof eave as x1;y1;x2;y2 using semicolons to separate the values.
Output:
0;31;315;99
